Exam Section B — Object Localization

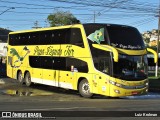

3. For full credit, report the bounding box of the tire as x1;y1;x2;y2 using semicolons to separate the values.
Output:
17;71;24;85
78;79;93;98
24;72;32;87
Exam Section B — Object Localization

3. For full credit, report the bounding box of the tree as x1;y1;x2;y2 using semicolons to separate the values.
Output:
47;10;80;27
0;28;12;42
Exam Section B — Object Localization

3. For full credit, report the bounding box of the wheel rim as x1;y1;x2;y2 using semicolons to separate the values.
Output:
26;74;31;84
82;82;90;94
18;72;23;82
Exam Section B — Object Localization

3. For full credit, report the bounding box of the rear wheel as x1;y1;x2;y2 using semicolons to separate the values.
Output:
24;72;32;87
78;79;93;98
17;71;23;85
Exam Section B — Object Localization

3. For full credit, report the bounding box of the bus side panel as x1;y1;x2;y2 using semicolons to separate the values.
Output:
58;71;76;89
90;73;110;96
42;69;56;86
31;68;42;84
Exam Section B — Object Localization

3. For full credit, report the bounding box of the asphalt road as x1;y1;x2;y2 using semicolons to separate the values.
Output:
0;77;160;120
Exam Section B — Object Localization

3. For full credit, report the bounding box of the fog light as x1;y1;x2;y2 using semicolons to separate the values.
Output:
114;89;120;94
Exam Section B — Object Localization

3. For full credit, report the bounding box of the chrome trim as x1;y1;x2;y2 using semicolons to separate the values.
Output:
122;84;146;89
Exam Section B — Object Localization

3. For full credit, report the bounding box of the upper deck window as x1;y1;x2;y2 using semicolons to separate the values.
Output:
9;28;84;47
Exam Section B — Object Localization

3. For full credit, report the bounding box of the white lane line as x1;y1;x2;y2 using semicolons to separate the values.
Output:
24;107;96;111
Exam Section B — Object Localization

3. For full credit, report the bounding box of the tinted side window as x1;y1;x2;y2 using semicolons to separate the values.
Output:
29;56;66;70
9;33;39;45
66;28;84;47
29;56;88;72
51;29;67;44
66;58;88;73
29;56;41;68
41;56;53;69
52;57;66;70
39;31;52;45
28;32;39;45
9;34;21;45
92;49;111;75
9;28;84;46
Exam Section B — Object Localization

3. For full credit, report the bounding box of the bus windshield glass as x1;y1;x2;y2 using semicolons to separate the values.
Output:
107;25;145;50
113;54;148;81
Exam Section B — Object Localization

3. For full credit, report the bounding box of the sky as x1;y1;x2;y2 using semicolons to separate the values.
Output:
0;0;159;33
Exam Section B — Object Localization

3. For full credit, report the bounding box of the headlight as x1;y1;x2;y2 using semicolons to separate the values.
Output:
109;80;122;87
109;80;116;85
115;83;122;87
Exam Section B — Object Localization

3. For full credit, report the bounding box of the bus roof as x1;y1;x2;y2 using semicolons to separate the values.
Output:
9;23;135;35
9;24;83;34
83;23;135;29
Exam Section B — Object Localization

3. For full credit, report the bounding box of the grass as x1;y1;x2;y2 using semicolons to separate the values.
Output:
148;71;160;90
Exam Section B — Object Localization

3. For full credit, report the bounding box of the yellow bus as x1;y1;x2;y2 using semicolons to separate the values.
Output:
7;23;157;98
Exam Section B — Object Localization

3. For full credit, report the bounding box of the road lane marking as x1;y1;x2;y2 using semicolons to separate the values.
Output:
24;107;96;111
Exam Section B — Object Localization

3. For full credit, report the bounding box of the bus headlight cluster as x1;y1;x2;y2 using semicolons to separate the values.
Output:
109;80;122;87
145;82;149;86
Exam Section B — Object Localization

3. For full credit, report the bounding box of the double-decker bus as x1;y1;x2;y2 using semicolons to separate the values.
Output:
7;23;157;98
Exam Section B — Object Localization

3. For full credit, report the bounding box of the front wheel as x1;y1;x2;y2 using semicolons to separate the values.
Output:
78;79;93;98
24;72;32;87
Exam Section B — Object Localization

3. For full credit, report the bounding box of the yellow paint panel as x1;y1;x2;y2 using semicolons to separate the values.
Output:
60;45;90;58
147;48;158;63
117;48;147;55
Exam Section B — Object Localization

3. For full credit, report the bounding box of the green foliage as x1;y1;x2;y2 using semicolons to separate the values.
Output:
47;10;80;27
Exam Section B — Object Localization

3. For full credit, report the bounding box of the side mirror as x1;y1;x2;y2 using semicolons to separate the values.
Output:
147;48;158;63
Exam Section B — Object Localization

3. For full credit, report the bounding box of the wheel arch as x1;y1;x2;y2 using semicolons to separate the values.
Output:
16;69;22;79
24;70;29;75
77;77;87;91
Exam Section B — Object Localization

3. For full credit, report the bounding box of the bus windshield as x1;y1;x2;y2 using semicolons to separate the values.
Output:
107;25;145;50
113;54;148;81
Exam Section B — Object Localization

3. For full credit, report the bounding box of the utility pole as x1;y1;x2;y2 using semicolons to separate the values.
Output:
156;0;160;77
32;21;42;29
94;11;95;23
